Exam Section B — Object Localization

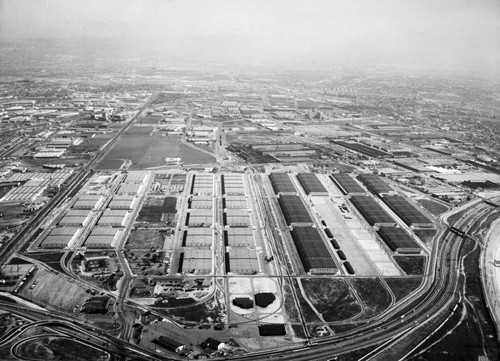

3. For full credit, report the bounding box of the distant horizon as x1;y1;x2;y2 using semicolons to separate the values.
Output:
1;0;499;76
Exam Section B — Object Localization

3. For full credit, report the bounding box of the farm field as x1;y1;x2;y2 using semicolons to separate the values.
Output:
97;126;215;170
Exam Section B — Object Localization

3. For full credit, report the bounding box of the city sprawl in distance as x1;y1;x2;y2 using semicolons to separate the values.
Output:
0;1;500;361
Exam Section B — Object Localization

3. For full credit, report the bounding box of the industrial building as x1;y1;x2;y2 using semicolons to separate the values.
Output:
277;195;314;226
357;174;395;195
224;209;251;227
290;227;338;274
97;209;129;227
381;195;433;227
84;227;122;248
183;228;213;247
40;227;80;248
73;194;103;210
330;173;366;195
349;196;397;227
186;208;212;227
190;174;214;195
189;195;213;209
223;195;247;209
377;227;422;254
269;173;297;194
226;247;259;274
224;228;255;247
221;174;246;195
108;195;136;209
296;173;328;195
182;249;212;274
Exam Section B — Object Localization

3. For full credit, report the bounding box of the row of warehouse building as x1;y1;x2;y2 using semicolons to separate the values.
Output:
268;172;433;274
180;173;260;275
38;177;143;249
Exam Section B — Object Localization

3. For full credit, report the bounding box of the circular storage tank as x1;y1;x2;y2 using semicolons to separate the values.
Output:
330;239;340;250
344;261;355;275
337;250;347;261
324;228;333;238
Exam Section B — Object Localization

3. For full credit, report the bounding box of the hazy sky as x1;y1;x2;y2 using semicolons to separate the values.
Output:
0;0;499;72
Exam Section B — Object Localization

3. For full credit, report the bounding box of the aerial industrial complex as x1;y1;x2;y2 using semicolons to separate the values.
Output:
0;45;500;361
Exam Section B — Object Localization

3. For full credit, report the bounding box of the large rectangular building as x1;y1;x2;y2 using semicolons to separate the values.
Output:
357;174;394;195
290;227;337;274
73;194;102;210
296;173;328;195
381;196;433;227
269;173;297;194
330;173;366;195
183;228;213;247
277;195;313;226
182;249;212;274
349;196;397;227
377;227;422;254
84;227;121;248
224;228;255;247
190;174;214;195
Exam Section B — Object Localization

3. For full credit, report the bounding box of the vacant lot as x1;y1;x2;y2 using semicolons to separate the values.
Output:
384;277;423;302
136;196;177;226
414;229;437;245
301;278;361;322
19;268;91;311
351;278;392;319
97;126;215;170
415;198;449;216
126;229;166;249
393;256;426;275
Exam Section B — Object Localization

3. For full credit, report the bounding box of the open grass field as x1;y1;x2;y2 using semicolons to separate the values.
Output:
414;229;437;245
393;256;426;275
384;277;423;302
415;198;449;216
351;278;392;318
126;229;166;249
97;126;215;170
301;278;361;322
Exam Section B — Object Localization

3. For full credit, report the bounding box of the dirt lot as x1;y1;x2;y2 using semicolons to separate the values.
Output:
126;229;167;249
300;278;362;322
18;267;92;312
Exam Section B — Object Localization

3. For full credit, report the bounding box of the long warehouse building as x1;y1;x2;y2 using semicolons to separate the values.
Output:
277;195;314;226
290;227;337;274
377;227;422;254
381;195;433;227
349;196;397;227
